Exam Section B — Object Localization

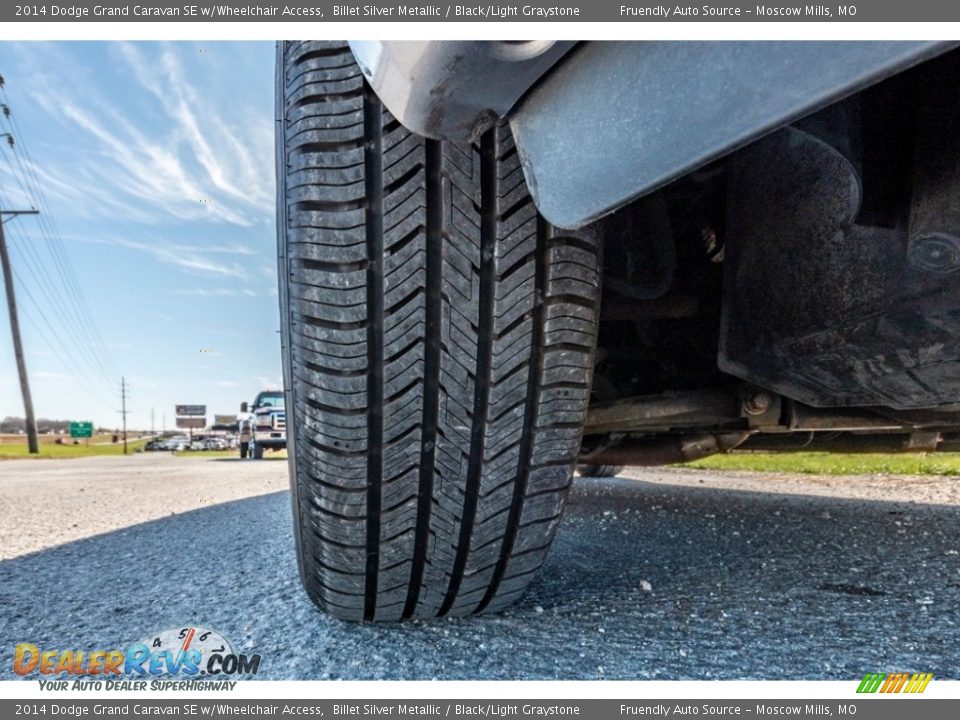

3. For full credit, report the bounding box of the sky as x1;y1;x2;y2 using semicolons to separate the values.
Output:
0;42;280;430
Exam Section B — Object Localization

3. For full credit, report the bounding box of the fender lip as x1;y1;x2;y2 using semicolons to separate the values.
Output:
510;40;957;230
348;40;576;141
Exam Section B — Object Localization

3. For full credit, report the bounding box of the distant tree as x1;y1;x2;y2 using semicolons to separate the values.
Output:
2;416;74;433
1;416;26;433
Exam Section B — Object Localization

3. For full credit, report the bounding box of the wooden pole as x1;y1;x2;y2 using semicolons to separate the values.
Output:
0;210;40;454
121;376;128;455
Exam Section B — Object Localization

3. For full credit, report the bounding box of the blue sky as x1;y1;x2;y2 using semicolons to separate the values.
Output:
0;42;280;430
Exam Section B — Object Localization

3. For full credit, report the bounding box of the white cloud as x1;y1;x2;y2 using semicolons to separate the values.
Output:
79;234;249;280
173;286;271;297
117;42;274;212
58;100;254;226
173;288;239;297
25;42;274;228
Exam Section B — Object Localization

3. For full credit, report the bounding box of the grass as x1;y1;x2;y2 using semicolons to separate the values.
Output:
3;432;955;474
0;433;285;461
683;451;960;476
0;436;150;459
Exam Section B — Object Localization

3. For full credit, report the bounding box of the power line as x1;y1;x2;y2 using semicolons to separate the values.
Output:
1;189;116;405
0;156;116;390
0;84;122;397
11;269;116;409
0;85;120;382
7;136;120;380
0;72;133;436
2;148;120;384
4;219;117;391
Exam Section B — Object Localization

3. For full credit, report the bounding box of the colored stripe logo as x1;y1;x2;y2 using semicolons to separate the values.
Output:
857;672;933;693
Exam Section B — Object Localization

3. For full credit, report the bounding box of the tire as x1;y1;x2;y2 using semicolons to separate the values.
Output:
576;376;622;478
277;41;602;621
577;464;624;478
239;441;249;459
251;442;263;460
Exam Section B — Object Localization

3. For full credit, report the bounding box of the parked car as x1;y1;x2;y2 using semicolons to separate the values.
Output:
161;435;188;452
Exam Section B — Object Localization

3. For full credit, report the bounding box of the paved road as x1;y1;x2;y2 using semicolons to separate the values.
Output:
1;454;957;679
0;452;287;559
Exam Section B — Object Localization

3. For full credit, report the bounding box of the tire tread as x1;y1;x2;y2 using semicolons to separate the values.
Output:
279;41;600;621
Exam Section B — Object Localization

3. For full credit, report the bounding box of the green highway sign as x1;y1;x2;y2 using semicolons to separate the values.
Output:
70;421;93;438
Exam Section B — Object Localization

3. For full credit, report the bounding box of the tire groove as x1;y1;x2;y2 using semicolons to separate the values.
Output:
403;139;443;619
363;83;384;622
476;214;548;613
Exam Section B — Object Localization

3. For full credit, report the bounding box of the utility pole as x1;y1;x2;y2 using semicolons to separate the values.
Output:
119;376;129;455
0;205;40;454
150;407;155;436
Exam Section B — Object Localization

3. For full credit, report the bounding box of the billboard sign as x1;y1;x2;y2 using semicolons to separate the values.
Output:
175;404;206;416
175;417;206;429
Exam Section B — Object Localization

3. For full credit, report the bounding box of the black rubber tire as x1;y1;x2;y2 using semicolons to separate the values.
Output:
239;441;249;459
577;465;624;478
277;41;601;622
251;442;263;460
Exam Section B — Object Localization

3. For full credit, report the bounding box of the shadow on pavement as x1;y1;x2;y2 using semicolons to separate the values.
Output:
1;477;957;680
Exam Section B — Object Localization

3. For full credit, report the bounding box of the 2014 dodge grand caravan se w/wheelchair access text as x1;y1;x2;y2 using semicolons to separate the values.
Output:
275;40;960;622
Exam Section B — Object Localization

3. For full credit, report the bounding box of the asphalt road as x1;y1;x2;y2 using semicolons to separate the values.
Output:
1;454;958;680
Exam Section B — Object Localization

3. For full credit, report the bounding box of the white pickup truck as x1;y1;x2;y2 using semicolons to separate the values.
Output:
238;390;286;460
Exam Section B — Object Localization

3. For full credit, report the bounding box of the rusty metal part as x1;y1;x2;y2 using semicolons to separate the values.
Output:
580;432;750;466
742;388;775;416
740;386;782;429
785;402;950;432
583;389;739;435
904;431;943;451
584;385;960;437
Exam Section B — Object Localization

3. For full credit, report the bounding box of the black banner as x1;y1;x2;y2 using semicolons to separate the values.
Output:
2;700;960;720
4;1;960;23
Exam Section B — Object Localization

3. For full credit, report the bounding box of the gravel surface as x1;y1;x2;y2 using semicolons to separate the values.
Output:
1;454;958;680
